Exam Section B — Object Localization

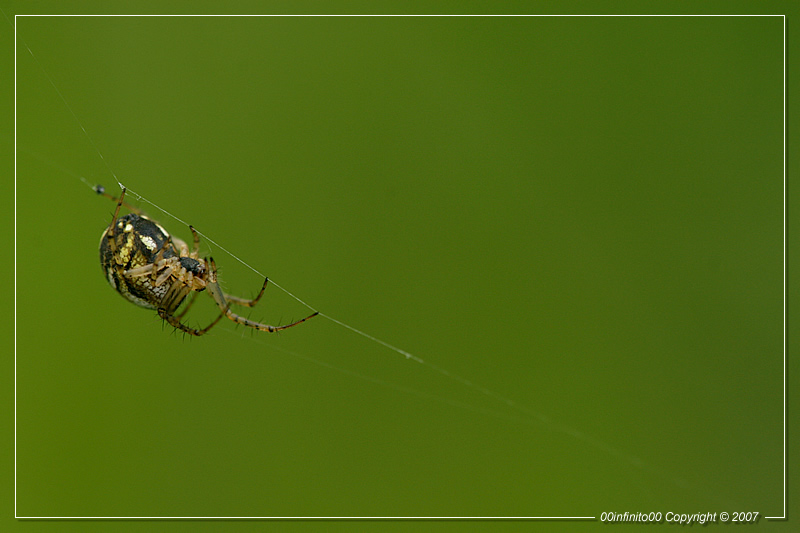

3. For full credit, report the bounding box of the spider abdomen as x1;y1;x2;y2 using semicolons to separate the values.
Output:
100;213;176;309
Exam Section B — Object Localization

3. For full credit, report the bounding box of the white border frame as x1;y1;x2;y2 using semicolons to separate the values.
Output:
13;13;787;521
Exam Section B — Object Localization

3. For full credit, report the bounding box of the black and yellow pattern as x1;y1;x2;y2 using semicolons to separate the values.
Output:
100;213;177;309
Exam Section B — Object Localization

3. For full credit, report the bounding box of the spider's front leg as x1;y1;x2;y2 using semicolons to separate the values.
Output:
188;225;200;258
96;184;144;215
206;258;318;332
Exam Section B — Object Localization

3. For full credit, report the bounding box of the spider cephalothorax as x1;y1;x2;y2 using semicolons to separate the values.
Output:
98;187;318;335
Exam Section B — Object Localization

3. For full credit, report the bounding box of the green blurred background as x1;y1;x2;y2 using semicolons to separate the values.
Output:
9;7;788;528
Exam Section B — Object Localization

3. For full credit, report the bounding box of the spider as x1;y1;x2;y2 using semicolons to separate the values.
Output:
98;186;318;336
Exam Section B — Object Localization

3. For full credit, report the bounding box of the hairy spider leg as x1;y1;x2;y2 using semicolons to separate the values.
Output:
170;226;201;320
224;277;269;308
188;225;200;258
156;258;226;336
96;185;143;215
175;224;267;307
206;258;319;332
158;305;226;336
174;276;266;322
174;291;199;320
173;270;266;323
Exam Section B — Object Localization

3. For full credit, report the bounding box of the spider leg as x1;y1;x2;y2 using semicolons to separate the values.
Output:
155;267;175;286
149;236;175;284
153;236;175;263
175;291;200;320
96;185;144;215
158;307;225;336
206;258;318;332
173;237;189;257
188;225;200;258
125;264;155;277
224;277;269;308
